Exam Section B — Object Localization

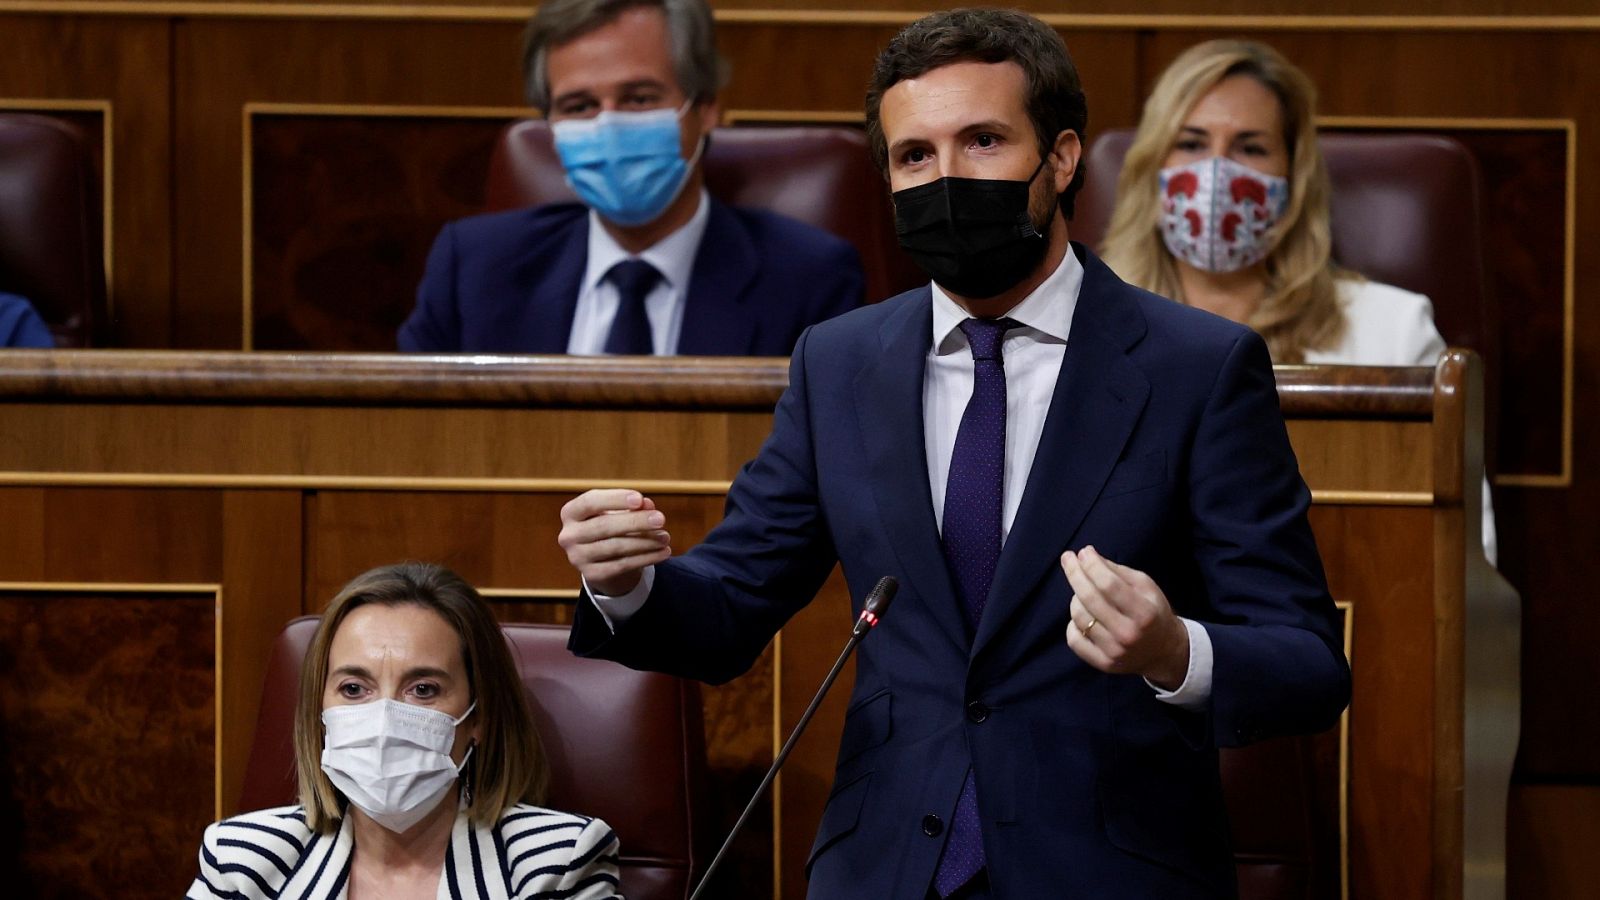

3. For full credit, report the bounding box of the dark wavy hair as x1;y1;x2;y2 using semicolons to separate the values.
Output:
864;7;1089;217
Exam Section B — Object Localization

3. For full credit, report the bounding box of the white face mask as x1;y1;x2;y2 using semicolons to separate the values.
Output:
321;698;476;833
1157;155;1290;273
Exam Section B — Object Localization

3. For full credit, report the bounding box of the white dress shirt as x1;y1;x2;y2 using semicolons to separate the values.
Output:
593;250;1213;709
565;188;711;355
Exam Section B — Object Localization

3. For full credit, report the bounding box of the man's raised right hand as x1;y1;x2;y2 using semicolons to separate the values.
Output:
558;489;672;597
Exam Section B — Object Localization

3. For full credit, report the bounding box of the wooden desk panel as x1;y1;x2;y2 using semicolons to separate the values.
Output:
0;351;1507;899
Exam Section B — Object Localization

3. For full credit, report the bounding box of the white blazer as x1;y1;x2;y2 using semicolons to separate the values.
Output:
1303;278;1498;566
185;804;622;900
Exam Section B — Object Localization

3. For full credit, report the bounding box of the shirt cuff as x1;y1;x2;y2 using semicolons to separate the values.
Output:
1147;618;1213;711
584;566;655;631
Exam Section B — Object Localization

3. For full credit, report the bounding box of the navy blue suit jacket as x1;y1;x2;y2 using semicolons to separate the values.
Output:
398;199;863;354
0;292;52;348
570;246;1349;898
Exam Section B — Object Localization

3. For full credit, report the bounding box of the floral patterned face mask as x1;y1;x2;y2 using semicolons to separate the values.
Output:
1157;155;1290;273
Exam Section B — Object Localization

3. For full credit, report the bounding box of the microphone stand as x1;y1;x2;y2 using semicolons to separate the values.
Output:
686;576;898;900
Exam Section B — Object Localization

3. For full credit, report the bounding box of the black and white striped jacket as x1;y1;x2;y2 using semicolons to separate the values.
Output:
186;804;622;900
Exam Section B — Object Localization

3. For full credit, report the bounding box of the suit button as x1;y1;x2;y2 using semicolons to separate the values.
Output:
966;701;990;723
922;814;943;837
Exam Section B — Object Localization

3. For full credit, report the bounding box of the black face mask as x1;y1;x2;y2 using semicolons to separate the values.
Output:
892;157;1051;300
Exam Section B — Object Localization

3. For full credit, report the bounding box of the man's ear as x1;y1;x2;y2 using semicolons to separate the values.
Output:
696;95;722;134
1050;129;1082;195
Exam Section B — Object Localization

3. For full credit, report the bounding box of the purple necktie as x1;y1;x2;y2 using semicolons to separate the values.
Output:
933;316;1016;897
602;259;661;355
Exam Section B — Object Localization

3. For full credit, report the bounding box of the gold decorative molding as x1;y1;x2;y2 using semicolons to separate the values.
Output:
1336;598;1353;900
1311;490;1433;506
3;3;1600;29
724;109;863;126
477;587;578;599
0;98;116;324
0;580;226;818
0;470;736;493
240;101;532;350
1320;116;1576;489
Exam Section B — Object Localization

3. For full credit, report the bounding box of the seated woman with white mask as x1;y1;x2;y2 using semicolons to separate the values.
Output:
1101;39;1498;565
186;562;622;900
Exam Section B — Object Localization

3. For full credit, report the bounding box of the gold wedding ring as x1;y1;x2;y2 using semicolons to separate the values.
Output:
1082;617;1097;636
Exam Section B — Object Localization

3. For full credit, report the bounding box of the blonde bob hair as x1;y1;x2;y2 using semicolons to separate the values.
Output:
1100;39;1347;362
294;562;549;833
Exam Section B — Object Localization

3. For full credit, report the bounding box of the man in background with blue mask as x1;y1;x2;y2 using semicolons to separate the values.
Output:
399;0;864;355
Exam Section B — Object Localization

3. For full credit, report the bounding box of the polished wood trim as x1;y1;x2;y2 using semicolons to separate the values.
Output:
246;101;535;119
0;98;116;322
716;12;1600;30
0;352;1445;417
0;350;791;408
1311;490;1433;506
477;587;579;599
1337;598;1353;900
1273;365;1434;418
723;109;864;125
2;3;1600;29
0;580;226;818
1431;349;1474;897
0;472;736;492
0;579;225;592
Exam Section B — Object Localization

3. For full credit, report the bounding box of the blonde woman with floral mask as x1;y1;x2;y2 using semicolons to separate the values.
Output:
185;563;622;900
1102;39;1496;565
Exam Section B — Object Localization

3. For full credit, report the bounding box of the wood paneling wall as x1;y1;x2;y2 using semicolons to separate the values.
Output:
2;2;1597;894
0;352;1504;899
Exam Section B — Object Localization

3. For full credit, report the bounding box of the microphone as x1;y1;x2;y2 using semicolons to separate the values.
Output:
687;576;898;900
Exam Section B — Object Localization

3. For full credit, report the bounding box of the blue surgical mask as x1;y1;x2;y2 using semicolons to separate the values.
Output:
551;100;704;227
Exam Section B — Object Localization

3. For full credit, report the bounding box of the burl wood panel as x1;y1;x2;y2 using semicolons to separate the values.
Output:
1311;504;1437;899
0;590;214;900
175;18;526;349
250;113;516;350
0;14;170;348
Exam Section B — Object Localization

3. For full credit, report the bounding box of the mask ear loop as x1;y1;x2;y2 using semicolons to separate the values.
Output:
459;740;477;807
1017;152;1053;239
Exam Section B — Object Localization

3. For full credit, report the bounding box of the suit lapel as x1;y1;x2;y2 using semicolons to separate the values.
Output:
854;292;970;652
514;213;588;354
440;809;506;900
677;199;759;355
303;812;354;900
973;249;1151;660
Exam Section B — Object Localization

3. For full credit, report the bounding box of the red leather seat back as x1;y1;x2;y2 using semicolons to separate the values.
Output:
0;114;106;346
1075;128;1498;467
1076;129;1492;363
483;119;927;304
239;617;706;900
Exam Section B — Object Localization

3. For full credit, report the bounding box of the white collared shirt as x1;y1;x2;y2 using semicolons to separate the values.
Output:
592;249;1212;709
924;249;1082;539
924;253;1210;709
565;188;711;355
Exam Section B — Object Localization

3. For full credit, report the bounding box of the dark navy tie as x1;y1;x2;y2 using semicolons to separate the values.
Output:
933;316;1017;897
602;259;662;355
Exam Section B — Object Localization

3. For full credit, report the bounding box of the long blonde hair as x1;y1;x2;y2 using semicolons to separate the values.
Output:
1100;39;1347;362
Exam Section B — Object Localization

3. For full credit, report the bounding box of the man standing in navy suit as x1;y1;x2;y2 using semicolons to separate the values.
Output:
399;0;864;354
558;9;1348;898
